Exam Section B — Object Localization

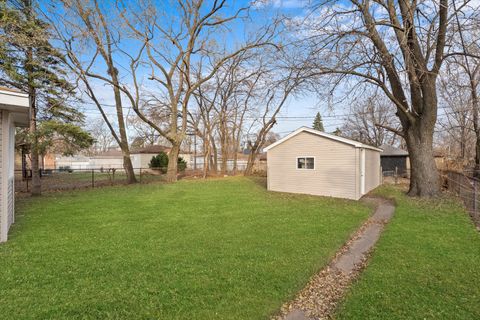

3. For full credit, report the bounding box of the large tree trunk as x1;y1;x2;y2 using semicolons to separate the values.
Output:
122;151;136;184
244;150;257;176
474;136;480;178
111;71;137;184
166;143;180;182
404;124;440;197
29;116;41;196
203;139;210;179
211;138;218;173
232;149;238;175
470;80;480;178
244;123;274;176
220;144;228;175
27;41;40;196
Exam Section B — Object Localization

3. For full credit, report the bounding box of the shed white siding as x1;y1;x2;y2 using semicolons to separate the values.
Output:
364;148;381;193
267;131;359;199
266;127;382;200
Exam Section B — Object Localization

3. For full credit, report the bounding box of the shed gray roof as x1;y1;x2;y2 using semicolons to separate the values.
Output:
380;144;409;156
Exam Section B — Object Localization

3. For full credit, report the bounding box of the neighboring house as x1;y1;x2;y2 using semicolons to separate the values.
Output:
55;154;91;169
130;145;196;171
53;145;195;171
219;153;249;172
380;144;409;175
55;148;153;170
130;145;171;169
55;149;124;170
192;153;265;172
90;149;124;169
0;87;29;242
264;127;382;200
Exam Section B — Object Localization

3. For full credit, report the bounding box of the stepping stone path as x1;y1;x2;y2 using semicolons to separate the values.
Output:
273;197;395;320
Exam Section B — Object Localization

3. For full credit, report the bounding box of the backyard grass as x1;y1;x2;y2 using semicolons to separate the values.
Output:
336;186;480;319
2;177;370;319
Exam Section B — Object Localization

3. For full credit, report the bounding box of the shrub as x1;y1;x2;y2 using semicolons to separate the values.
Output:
149;152;169;173
177;157;187;172
149;152;188;173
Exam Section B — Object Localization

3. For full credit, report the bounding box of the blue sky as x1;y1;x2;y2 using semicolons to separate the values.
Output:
45;0;350;137
42;0;462;140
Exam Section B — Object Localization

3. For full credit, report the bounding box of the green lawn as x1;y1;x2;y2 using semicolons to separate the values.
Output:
336;186;480;319
2;177;369;319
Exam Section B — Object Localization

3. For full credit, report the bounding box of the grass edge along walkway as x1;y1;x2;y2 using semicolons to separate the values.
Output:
274;197;395;320
335;186;480;319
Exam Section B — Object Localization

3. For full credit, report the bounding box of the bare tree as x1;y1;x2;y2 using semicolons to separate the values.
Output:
341;94;402;147
193;53;259;175
449;2;480;175
50;0;139;183
438;64;475;164
191;83;220;176
244;66;304;175
296;0;462;196
230;72;263;175
191;46;305;176
127;102;171;149
86;118;117;154
120;0;277;182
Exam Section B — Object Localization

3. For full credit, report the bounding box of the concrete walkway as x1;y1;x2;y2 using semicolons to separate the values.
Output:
274;198;395;320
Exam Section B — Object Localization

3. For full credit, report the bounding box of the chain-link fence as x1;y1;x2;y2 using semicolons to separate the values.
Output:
14;167;201;194
442;170;480;228
382;167;410;185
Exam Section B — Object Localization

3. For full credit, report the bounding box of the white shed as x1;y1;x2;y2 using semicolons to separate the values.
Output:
0;87;29;242
264;127;382;200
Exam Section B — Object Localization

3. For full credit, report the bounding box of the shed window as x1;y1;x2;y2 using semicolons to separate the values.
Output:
297;157;314;169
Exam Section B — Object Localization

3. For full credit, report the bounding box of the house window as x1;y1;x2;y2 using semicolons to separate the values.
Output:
297;157;315;169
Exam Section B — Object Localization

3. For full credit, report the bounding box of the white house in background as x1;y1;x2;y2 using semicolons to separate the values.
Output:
55;155;91;169
53;145;196;172
264;127;382;200
130;146;196;172
130;145;172;170
0;87;29;242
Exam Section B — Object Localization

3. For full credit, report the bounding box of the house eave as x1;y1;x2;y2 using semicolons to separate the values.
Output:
0;88;30;126
264;127;383;152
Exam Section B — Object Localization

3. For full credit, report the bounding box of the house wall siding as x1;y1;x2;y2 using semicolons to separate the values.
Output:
7;118;15;230
364;148;381;193
0;111;3;241
0;111;19;242
0;90;29;243
267;131;359;200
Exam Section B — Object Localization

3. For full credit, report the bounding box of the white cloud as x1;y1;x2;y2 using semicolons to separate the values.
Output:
252;0;308;9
